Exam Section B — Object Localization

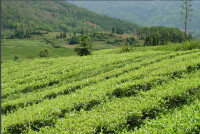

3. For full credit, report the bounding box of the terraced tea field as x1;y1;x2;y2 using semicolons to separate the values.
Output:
2;50;200;133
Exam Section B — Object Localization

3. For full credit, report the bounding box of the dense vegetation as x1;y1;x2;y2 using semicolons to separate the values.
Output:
137;27;191;46
2;0;200;133
2;49;200;133
2;0;139;39
74;35;93;56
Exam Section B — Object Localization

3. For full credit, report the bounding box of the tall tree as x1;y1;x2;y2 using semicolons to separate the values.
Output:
112;27;115;34
181;0;193;40
74;35;92;56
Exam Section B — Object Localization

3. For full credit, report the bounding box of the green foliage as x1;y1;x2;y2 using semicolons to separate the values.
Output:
59;32;67;39
2;39;76;61
133;100;200;133
174;40;200;51
138;26;186;46
43;38;61;48
13;55;19;61
120;45;131;53
43;37;54;46
112;27;115;34
126;37;136;46
2;1;139;36
116;28;124;35
1;50;200;133
69;36;79;44
75;35;93;56
39;48;51;57
26;53;35;59
132;41;200;52
90;32;109;41
144;36;153;46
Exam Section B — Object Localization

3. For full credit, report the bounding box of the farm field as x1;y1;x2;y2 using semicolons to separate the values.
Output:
1;39;76;61
1;38;121;61
1;49;200;133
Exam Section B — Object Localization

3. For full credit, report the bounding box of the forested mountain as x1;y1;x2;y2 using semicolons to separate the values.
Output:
69;1;200;35
1;0;139;36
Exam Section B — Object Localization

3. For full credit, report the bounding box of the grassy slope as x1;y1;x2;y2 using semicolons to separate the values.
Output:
2;31;136;61
1;39;76;61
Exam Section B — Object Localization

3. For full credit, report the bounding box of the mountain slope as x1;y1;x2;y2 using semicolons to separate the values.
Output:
1;0;139;34
69;1;200;34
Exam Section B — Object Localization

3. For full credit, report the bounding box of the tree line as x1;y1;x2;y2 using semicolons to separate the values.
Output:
137;26;192;46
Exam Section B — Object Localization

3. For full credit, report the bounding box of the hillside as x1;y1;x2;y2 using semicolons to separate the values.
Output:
1;0;139;35
2;1;200;133
70;1;200;35
2;49;200;133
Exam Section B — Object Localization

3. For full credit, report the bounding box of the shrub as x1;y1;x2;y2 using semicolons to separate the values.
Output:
176;41;200;51
120;45;131;53
26;53;35;59
39;48;51;57
74;47;91;56
69;36;79;44
13;55;19;61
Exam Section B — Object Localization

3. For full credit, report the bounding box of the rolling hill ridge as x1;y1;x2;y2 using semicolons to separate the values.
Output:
2;0;139;35
70;1;200;35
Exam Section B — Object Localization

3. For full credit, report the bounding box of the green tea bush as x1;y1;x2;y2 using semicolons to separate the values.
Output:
2;50;200;134
26;53;35;59
39;48;50;57
121;45;131;53
176;41;200;51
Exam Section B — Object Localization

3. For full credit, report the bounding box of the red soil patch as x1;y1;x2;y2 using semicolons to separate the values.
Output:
87;22;96;27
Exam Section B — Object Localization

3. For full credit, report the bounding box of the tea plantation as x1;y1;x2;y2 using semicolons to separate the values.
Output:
2;50;200;133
